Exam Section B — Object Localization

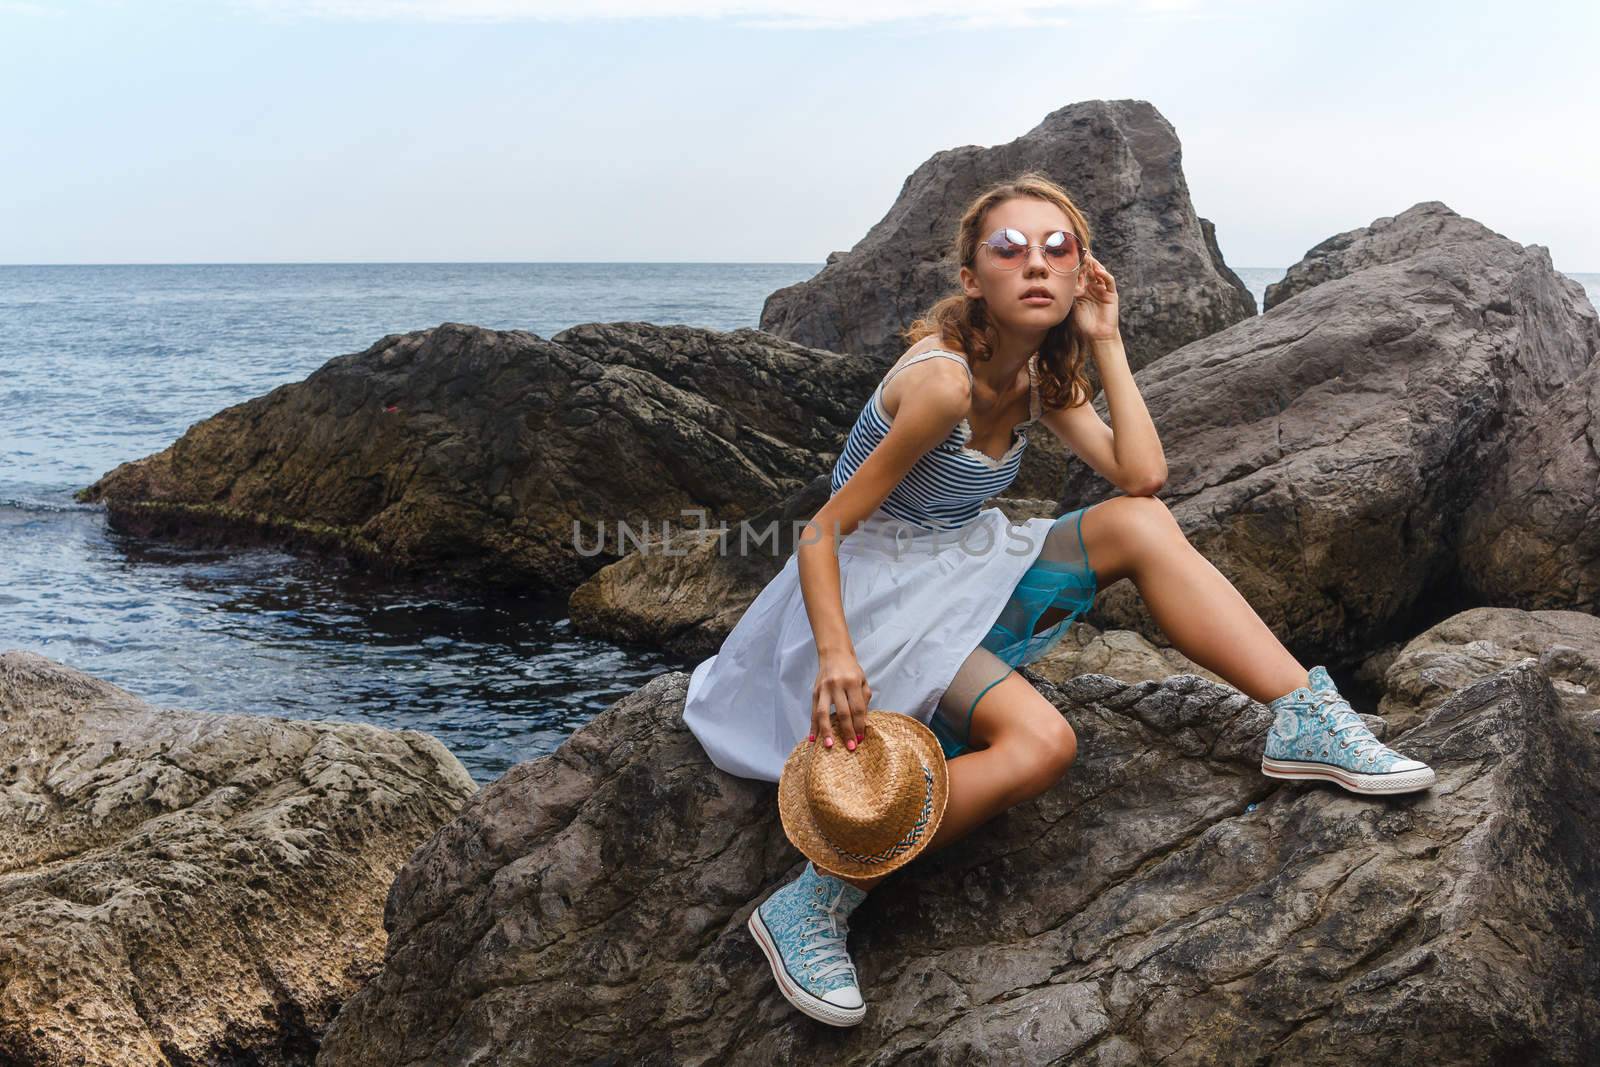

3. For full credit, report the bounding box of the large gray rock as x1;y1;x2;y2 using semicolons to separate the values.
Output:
0;651;477;1067
78;322;881;593
759;99;1257;372
1057;202;1600;661
315;642;1600;1064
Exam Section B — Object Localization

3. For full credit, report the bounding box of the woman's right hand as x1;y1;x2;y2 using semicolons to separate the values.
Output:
812;649;873;752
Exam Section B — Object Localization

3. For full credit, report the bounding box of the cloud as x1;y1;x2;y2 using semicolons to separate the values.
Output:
240;0;1217;28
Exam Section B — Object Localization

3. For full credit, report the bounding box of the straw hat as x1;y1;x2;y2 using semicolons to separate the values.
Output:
777;710;950;880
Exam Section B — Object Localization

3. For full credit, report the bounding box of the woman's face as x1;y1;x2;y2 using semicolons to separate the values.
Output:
960;198;1088;333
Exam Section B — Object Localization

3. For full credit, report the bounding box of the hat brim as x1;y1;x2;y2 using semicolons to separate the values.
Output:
777;709;950;881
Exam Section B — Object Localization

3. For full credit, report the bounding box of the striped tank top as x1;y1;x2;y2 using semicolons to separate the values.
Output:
829;349;1042;531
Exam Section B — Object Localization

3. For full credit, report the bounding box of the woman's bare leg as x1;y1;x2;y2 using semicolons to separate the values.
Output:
839;670;1075;891
1077;496;1311;704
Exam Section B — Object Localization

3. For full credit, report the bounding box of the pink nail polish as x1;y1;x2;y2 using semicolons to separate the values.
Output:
808;734;816;743
824;737;833;748
856;734;863;743
846;739;855;752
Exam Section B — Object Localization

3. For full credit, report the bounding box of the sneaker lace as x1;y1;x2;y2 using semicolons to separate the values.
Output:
799;885;857;984
1309;690;1386;760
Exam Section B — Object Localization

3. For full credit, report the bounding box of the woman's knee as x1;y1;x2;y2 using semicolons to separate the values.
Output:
1005;715;1078;800
1109;494;1179;538
1085;495;1182;581
968;675;1080;798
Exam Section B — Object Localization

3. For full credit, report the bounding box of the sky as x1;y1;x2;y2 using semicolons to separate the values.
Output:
1;0;1595;270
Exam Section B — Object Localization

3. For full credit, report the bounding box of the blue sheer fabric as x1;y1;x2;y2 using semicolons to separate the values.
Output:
929;503;1099;759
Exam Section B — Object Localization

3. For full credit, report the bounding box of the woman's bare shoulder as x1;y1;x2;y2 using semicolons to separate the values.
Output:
880;337;973;422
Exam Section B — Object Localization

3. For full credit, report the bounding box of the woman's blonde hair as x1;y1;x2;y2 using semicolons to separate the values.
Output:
903;171;1095;412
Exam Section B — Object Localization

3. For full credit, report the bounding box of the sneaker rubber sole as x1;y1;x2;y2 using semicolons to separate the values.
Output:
1261;756;1436;795
747;906;866;1027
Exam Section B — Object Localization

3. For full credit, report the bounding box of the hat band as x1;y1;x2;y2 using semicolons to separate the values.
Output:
817;762;935;867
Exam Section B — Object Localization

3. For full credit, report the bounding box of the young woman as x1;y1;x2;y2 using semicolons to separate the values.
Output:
682;172;1435;1027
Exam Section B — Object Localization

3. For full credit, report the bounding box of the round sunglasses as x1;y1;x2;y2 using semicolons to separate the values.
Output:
980;227;1086;275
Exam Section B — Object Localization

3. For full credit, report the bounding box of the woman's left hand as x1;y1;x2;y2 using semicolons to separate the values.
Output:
1071;254;1120;342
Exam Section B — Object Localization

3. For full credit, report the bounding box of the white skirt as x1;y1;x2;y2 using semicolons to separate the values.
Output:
683;505;1067;783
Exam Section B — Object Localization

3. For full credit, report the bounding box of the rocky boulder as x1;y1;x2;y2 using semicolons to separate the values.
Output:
1028;618;1228;691
315;620;1599;1064
1261;200;1515;311
1057;202;1600;661
78;322;881;593
1368;605;1600;733
1456;351;1600;612
0;651;477;1067
759;98;1257;370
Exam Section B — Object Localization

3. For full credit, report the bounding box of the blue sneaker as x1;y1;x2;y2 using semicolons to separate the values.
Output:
1261;666;1436;795
746;861;868;1027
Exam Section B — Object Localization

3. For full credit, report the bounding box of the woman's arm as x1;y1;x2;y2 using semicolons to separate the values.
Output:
797;361;972;750
1038;255;1167;495
1036;334;1167;495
